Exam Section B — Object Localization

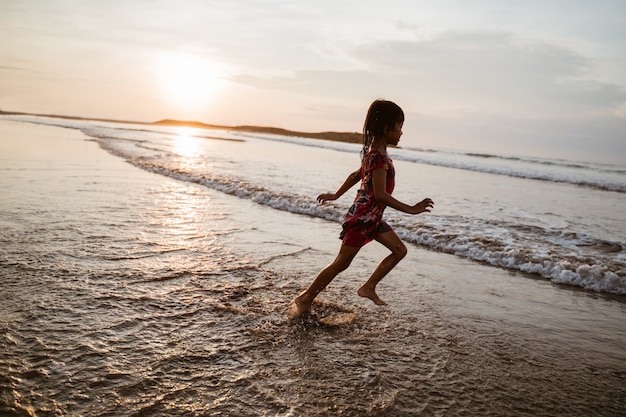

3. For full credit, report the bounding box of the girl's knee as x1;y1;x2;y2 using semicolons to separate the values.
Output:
329;256;353;273
332;246;359;273
377;231;407;260
335;258;353;272
393;243;408;260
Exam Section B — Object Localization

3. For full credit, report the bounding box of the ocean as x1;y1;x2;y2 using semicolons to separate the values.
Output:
1;116;625;416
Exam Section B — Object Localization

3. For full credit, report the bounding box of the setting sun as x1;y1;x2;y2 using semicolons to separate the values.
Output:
157;52;222;108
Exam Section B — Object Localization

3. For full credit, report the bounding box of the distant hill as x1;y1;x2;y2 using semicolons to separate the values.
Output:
153;119;362;144
0;111;362;144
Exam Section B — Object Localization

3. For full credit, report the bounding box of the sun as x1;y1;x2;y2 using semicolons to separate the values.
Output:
157;52;222;108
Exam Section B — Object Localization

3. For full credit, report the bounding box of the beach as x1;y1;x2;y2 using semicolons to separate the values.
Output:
1;118;625;416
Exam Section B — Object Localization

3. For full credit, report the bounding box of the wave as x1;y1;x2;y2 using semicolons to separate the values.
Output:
232;131;626;193
395;151;626;193
394;219;626;296
461;151;623;174
105;142;625;296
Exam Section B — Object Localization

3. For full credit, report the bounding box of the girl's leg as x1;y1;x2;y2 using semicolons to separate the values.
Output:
357;230;407;305
288;244;360;318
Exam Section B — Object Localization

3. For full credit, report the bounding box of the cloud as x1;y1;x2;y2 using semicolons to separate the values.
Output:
230;70;381;98
353;31;626;115
231;31;626;119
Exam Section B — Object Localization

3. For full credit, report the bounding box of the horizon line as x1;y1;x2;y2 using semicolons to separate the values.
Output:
0;110;363;144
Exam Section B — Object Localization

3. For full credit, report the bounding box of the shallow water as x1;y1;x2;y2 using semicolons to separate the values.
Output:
1;120;625;416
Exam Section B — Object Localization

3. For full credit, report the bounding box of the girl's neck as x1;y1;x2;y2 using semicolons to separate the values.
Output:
371;138;388;155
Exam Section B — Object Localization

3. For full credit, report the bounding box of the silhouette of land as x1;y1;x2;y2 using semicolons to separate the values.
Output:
0;110;362;144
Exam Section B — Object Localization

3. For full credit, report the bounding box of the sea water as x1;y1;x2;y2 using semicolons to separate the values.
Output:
12;114;625;295
1;117;625;416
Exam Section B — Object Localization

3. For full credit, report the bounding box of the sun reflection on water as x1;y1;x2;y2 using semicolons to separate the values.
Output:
173;127;200;158
148;180;224;273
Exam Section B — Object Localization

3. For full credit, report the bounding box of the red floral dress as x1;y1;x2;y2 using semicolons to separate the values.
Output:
340;151;395;247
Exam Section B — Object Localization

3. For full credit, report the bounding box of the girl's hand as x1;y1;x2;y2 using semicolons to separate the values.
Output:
411;198;434;214
317;193;337;204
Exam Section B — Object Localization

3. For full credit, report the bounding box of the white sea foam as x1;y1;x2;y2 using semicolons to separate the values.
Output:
114;154;626;295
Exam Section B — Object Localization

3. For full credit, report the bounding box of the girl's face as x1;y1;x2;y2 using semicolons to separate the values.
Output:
385;121;403;146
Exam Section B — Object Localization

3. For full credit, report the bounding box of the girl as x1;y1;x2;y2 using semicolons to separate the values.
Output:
288;100;434;318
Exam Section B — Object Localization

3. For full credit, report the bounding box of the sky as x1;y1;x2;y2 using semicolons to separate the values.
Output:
1;0;625;164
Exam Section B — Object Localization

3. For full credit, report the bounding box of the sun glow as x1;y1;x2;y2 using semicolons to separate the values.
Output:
157;52;223;108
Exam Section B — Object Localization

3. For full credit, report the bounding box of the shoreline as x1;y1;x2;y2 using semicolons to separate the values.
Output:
0;109;363;144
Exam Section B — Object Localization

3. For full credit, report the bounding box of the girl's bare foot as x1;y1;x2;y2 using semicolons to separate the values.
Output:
287;293;311;318
357;286;388;306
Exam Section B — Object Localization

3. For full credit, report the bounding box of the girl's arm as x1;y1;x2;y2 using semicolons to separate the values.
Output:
317;168;362;204
371;168;434;215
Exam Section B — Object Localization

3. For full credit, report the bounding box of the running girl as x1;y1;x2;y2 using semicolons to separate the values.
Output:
288;99;434;318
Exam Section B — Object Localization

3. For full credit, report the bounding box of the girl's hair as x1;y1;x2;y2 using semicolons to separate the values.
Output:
361;99;404;159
